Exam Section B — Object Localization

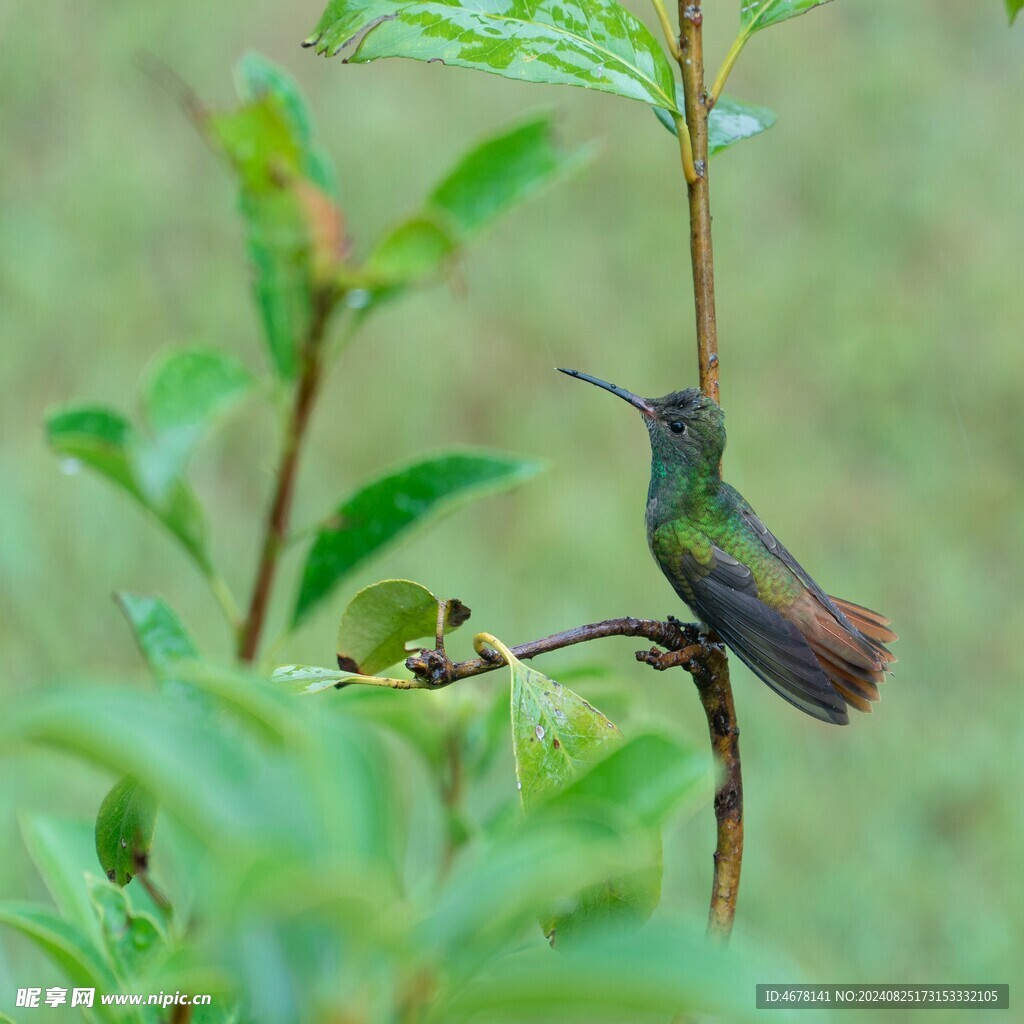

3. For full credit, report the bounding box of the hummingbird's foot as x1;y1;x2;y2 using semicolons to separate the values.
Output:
635;643;705;673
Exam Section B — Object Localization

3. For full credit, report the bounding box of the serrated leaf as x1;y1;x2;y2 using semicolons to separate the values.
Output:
336;579;468;675
0;902;118;994
208;56;346;378
96;777;157;887
503;648;622;809
46;406;211;573
87;876;165;976
293;450;541;627
654;90;776;156
429;116;592;238
740;0;833;33
305;0;680;113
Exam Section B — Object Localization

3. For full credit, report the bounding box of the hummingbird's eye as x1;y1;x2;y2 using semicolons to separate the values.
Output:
669;420;687;435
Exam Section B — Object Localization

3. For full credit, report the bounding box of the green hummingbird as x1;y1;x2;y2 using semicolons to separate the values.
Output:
559;369;897;725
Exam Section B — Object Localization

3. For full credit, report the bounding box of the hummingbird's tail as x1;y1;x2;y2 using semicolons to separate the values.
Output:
806;598;897;714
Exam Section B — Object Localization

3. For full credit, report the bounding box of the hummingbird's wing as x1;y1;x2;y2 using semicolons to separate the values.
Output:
728;494;896;712
675;546;850;726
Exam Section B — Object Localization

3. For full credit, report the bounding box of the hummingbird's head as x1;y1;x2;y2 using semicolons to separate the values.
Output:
646;387;726;472
557;370;726;474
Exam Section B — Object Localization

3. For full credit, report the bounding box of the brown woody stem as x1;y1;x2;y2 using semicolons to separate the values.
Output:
677;0;743;940
406;616;706;685
237;295;333;663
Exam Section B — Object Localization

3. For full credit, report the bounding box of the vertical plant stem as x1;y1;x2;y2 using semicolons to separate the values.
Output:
237;296;332;663
677;0;743;940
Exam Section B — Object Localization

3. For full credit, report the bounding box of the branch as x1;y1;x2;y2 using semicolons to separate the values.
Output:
405;615;709;686
237;295;334;663
677;0;743;941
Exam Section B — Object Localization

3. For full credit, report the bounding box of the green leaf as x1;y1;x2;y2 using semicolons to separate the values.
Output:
1008;0;1023;24
503;648;623;809
46;406;211;573
0;902;118;994
364;215;457;285
305;0;680;113
143;347;253;454
336;579;468;675
208;56;346;378
536;734;711;944
709;95;778;156
270;664;419;695
429;116;592;238
740;0;833;33
19;815;103;942
547;733;709;828
235;52;337;196
293;450;541;627
654;91;776;156
95;777;157;886
115;593;198;672
87;876;165;977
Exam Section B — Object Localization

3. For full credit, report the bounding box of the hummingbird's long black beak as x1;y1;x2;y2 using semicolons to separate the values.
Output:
557;368;656;418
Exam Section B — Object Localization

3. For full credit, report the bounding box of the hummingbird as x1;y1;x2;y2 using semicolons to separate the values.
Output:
559;369;896;725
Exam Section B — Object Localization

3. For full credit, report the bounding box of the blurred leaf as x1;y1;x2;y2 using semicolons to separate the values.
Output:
504;650;623;809
305;0;680;112
1008;0;1023;23
536;735;710;944
115;593;198;672
424;815;647;964
271;663;416;695
740;0;833;32
95;776;157;886
709;95;778;156
235;52;337;196
293;451;541;627
5;689;256;840
19;815;102;942
548;733;709;828
336;579;468;674
443;920;762;1022
87;876;165;977
208;55;346;378
364;215;457;285
0;902;118;994
142;348;254;484
46;406;211;573
654;90;776;155
429;116;592;238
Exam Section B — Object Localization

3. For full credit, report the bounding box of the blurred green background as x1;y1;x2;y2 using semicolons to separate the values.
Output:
2;0;1022;1019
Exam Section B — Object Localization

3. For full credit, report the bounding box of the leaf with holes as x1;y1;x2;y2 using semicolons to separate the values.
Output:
305;0;680;112
502;648;623;809
293;450;541;627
